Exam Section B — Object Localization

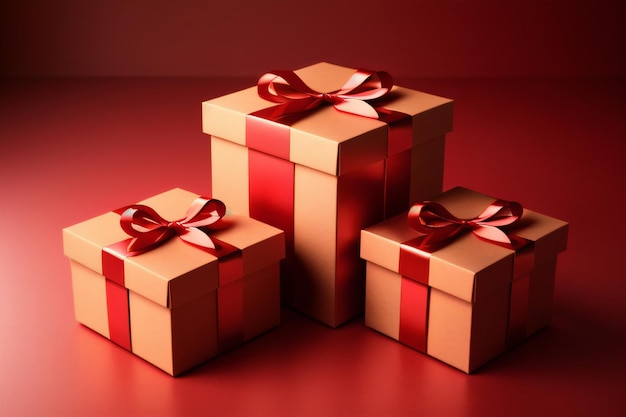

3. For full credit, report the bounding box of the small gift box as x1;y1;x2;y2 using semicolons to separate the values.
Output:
360;187;568;373
202;62;454;327
63;188;285;376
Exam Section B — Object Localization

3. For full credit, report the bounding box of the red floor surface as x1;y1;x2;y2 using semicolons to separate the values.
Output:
1;77;624;417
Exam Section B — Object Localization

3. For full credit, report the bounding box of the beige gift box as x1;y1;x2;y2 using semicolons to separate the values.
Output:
202;62;453;327
360;187;568;373
63;188;285;376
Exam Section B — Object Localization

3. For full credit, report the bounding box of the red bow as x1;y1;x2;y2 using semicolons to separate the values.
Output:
407;199;523;248
257;68;393;119
119;197;226;253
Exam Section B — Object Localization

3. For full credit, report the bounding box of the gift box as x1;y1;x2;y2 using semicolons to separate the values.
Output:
202;62;454;327
62;188;285;376
360;187;568;373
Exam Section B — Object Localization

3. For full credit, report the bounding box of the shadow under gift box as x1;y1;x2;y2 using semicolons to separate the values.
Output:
360;187;568;373
202;62;454;327
62;188;285;376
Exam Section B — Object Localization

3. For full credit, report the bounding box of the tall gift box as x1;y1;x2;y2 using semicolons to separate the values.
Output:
202;62;454;327
360;187;568;373
63;188;285;376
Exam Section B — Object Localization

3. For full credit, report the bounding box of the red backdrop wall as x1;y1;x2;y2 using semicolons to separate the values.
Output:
1;0;624;78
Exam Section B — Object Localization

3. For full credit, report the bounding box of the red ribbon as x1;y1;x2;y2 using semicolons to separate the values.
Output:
118;197;226;253
257;68;393;119
407;199;523;248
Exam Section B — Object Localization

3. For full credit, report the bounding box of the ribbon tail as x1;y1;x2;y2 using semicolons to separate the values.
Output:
179;227;217;249
473;226;512;244
334;99;380;118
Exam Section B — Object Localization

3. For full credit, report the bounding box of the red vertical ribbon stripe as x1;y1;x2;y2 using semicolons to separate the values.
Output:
213;239;245;352
102;239;133;350
247;149;295;259
378;107;414;218
397;236;434;353
399;278;429;353
506;240;535;348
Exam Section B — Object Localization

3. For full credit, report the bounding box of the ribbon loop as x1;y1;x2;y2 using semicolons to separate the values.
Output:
407;199;523;247
119;197;226;253
257;68;393;119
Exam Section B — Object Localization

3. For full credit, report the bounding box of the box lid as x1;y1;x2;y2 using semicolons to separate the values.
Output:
63;188;285;309
202;62;453;176
361;187;568;303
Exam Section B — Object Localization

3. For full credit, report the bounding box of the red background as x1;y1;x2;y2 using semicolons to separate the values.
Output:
1;0;624;78
1;1;624;416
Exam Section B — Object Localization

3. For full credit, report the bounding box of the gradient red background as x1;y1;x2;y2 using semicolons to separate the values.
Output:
1;0;624;78
1;1;624;416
